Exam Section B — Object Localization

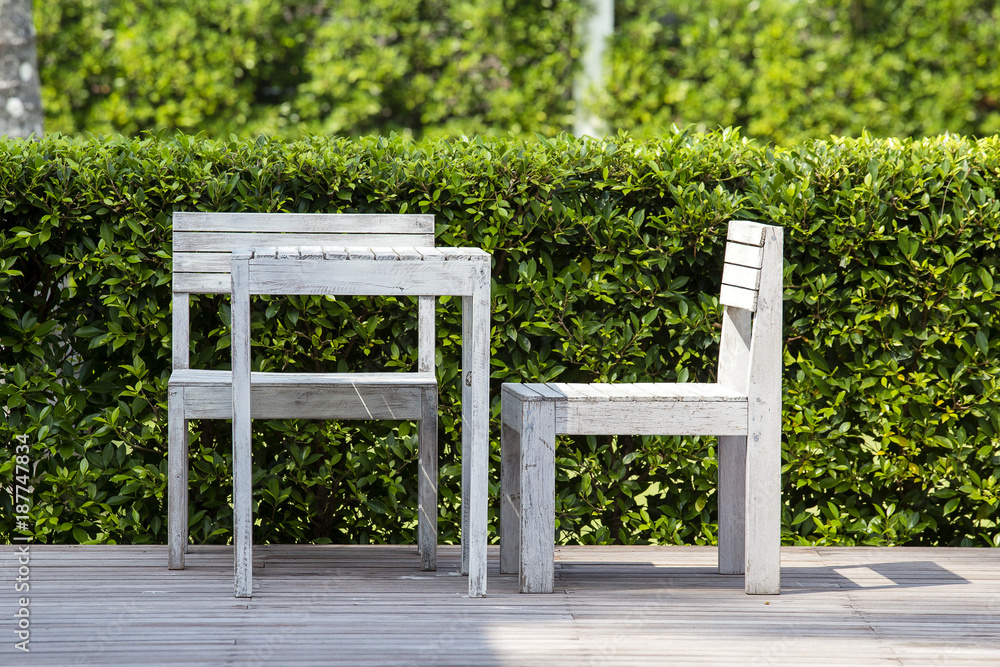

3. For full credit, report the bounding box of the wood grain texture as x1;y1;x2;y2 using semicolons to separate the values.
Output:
417;386;438;572
174;232;434;253
717;306;752;576
168;211;493;599
242;260;476;296
171;371;433;420
20;544;998;666
744;225;784;595
171;293;190;369
172;211;434;233
166;386;187;570
502;221;784;597
723;242;764;269
463;258;492;597
555;397;748;436
417;296;435;373
230;255;253;598
717;306;752;394
518;399;556;594
727;220;768;246
721;262;761;292
719;283;758;312
499;394;522;576
717;435;747;575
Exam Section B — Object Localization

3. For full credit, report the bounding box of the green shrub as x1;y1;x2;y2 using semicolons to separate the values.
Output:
1;130;999;549
608;0;1000;143
34;0;1000;143
35;0;580;140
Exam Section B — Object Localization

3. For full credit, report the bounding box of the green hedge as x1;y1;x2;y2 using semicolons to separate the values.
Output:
36;0;579;139
35;0;1000;144
608;0;1000;144
2;130;999;549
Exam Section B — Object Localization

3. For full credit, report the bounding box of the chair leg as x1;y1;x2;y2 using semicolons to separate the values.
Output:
518;397;556;594
745;425;781;594
417;386;438;571
499;412;521;576
460;429;470;577
718;434;747;575
231;256;253;598
232;417;252;598
167;386;188;570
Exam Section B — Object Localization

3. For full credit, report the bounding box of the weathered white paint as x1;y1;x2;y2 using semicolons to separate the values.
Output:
717;305;752;576
500;220;783;595
743;225;783;595
464;260;492;598
500;393;524;575
172;212;433;234
720;283;759;312
172;370;434;420
518;398;556;593
230;252;253;598
724;242;765;269
418;385;438;572
727;220;768;246
721;263;761;292
171;293;190;370
166;386;187;570
166;213;460;597
173;232;434;254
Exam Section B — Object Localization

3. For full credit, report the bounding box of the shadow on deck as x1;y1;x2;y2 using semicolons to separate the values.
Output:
2;544;997;666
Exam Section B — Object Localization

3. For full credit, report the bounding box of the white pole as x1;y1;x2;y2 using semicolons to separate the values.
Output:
573;0;614;138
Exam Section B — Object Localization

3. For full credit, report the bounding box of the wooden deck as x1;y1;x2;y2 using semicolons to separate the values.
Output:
3;544;999;666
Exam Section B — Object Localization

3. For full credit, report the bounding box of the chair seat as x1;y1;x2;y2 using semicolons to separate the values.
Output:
502;382;748;436
170;369;436;420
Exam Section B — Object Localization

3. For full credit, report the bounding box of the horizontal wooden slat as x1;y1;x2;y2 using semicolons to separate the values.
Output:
557;398;747;435
170;370;435;420
171;369;436;386
173;253;487;294
501;383;550;402
173;272;234;293
544;382;744;403
727;220;769;246
173;252;236;273
173;246;481;275
724;241;765;269
721;262;761;292
242;259;483;296
173;212;434;234
174;232;434;253
720;283;759;312
629;383;746;400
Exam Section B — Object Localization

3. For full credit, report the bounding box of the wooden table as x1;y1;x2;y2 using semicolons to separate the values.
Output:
234;245;492;597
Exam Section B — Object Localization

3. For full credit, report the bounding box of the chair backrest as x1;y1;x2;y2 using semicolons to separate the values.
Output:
171;212;436;371
716;220;783;397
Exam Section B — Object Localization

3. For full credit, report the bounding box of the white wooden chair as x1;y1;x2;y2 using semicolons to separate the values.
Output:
230;244;492;598
499;220;783;594
167;212;439;597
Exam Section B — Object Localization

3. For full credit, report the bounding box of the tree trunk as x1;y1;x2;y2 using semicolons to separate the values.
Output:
0;0;44;138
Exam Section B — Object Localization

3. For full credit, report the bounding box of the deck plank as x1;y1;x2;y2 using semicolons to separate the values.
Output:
1;544;998;666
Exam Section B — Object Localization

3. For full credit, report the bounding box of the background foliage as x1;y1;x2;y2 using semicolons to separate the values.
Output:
2;131;999;549
35;0;1000;144
607;0;1000;144
35;0;579;140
